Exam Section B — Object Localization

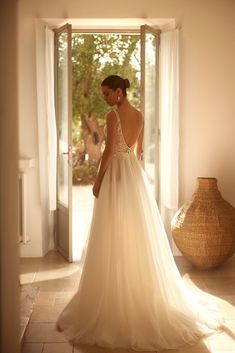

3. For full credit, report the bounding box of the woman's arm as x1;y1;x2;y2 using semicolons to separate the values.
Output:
93;112;117;198
136;119;144;160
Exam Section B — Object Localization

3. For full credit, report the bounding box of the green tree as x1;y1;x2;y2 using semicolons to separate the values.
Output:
72;34;140;127
71;33;140;184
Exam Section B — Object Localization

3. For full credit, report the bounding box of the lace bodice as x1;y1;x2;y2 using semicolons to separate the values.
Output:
113;110;135;155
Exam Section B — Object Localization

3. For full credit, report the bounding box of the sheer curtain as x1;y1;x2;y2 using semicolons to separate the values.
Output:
35;21;57;252
159;29;180;252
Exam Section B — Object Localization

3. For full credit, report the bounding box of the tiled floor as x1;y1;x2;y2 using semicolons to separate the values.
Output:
20;250;235;353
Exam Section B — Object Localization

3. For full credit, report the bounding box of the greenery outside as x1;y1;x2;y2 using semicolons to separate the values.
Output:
71;33;140;184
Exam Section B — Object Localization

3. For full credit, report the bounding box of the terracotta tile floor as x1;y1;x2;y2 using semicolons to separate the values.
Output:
20;250;235;353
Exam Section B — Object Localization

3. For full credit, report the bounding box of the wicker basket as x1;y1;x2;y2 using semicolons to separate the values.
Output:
171;177;235;269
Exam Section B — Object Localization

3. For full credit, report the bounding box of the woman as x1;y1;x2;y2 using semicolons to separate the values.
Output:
57;75;224;351
92;76;143;198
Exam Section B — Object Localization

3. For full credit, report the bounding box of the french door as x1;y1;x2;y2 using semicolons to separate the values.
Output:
54;24;73;262
140;25;160;201
54;24;160;262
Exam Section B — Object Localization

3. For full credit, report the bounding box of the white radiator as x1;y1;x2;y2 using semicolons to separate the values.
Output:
18;159;35;244
18;172;29;244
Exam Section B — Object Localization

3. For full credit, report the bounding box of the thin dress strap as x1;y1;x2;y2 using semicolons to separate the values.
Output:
113;110;120;123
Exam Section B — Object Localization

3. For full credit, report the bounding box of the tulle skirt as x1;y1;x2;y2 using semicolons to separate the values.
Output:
57;151;224;351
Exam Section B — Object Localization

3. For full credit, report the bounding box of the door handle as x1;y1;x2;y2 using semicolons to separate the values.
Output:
62;145;73;165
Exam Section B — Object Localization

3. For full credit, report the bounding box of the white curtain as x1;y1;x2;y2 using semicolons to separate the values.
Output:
159;29;179;251
36;21;57;252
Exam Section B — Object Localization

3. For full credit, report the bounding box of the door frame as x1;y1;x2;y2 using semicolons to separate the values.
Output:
140;24;161;202
54;23;73;262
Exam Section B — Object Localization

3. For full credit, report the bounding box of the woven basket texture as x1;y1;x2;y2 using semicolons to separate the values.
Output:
171;177;235;269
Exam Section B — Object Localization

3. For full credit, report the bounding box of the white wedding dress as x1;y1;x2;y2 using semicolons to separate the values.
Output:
57;110;224;351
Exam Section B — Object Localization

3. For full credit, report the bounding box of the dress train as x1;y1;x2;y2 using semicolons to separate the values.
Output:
57;110;225;351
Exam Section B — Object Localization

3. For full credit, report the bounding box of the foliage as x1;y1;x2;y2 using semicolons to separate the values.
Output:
72;33;140;128
70;33;140;184
73;162;98;185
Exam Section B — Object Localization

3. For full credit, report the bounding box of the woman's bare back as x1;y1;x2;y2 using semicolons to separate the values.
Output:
116;105;143;148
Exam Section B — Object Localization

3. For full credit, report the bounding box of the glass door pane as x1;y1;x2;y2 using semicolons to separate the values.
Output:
141;25;160;200
55;23;72;261
58;32;68;206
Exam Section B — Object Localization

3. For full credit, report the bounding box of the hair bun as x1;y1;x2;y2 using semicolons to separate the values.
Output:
124;78;130;89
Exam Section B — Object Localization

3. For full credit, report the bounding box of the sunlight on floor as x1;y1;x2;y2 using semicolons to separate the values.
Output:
72;185;94;262
20;251;235;353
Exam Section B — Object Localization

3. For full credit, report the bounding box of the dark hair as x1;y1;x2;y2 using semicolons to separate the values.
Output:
101;75;130;97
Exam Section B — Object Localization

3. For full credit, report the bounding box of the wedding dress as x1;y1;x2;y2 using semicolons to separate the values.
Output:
57;110;224;351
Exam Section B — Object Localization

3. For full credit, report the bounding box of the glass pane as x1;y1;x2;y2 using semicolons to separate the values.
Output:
57;31;69;207
143;31;158;196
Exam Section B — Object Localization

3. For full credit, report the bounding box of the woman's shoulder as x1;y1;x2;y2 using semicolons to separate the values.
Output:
130;106;143;123
118;104;142;117
128;104;142;116
106;110;118;119
106;111;119;127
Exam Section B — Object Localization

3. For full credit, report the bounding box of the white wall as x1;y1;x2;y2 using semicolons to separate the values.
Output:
18;0;235;257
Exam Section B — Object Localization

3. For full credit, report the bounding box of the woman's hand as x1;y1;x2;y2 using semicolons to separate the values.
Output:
136;148;143;160
93;179;101;198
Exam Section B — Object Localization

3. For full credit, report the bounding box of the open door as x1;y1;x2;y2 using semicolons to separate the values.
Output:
140;25;160;201
54;24;73;262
